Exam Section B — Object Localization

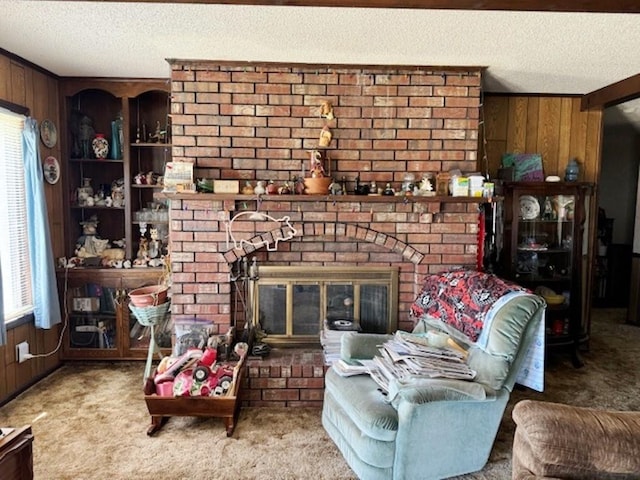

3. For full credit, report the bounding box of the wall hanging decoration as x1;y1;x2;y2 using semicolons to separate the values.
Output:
43;155;60;184
40;119;57;148
226;211;297;252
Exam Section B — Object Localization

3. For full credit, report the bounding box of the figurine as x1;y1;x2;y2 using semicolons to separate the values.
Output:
309;150;326;178
81;215;97;235
241;181;254;195
266;180;278;195
319;125;332;147
320;101;335;120
134;172;147;185
293;176;306;195
329;181;343;195
354;176;369;195
419;175;434;194
78;115;95;159
542;197;555;220
278;182;292;195
148;120;166;143
136;237;149;261
111;178;125;207
74;216;104;260
148;228;161;259
254;181;266;195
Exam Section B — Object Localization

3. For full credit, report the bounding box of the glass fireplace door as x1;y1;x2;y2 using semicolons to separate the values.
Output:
254;266;398;346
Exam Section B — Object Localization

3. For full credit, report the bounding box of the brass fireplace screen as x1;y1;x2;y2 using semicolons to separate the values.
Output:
253;266;399;346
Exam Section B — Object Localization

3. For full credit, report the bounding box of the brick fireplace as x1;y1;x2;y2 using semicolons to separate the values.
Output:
166;60;487;405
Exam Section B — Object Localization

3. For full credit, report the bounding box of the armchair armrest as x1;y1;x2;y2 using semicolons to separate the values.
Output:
340;332;392;362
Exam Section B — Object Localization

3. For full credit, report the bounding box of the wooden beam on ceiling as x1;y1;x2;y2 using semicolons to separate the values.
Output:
72;0;640;14
582;74;640;110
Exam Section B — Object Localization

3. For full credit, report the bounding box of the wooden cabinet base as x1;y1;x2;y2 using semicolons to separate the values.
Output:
0;426;34;480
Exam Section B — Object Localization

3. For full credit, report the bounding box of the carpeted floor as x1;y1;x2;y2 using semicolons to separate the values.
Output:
1;308;638;480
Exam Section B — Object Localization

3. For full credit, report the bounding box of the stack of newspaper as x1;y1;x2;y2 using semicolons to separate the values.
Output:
320;320;359;365
368;331;476;394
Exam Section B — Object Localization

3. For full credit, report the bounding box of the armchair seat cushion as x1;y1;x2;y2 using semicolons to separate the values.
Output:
325;367;398;442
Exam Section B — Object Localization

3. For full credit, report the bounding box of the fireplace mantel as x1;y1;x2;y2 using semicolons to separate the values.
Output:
162;192;500;212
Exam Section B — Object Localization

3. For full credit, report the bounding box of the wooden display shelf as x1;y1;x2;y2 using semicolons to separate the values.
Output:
144;357;246;437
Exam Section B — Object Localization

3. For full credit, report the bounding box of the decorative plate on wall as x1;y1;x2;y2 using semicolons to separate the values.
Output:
40;119;57;148
519;195;540;220
43;156;60;184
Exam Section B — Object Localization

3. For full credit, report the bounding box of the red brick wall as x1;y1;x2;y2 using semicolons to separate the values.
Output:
169;61;482;184
167;61;485;406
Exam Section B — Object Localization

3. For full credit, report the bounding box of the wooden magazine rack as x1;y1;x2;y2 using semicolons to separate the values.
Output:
144;355;246;437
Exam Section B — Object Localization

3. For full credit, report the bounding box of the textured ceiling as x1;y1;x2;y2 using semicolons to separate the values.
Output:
2;2;640;121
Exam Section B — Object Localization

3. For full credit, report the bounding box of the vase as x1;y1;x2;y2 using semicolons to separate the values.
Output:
109;119;122;160
92;133;109;159
564;158;579;182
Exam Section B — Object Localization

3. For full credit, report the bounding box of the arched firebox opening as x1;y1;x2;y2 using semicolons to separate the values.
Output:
225;222;421;347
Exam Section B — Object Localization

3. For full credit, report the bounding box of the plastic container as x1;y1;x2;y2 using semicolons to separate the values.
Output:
468;175;485;197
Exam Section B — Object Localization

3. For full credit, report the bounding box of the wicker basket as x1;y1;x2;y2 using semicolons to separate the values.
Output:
129;302;171;327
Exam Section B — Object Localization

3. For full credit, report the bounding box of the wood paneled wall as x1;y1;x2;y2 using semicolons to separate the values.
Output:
0;51;64;405
482;94;603;182
481;93;604;337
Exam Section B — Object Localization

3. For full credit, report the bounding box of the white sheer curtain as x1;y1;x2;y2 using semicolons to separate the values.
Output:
22;117;61;329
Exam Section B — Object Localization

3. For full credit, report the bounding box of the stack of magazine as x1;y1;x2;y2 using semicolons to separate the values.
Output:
368;331;476;395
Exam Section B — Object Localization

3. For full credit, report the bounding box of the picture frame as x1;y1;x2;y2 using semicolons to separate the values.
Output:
40;119;57;148
43;155;60;184
502;153;545;182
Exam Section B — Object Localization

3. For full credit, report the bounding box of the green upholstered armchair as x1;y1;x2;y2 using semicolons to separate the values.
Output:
322;274;546;480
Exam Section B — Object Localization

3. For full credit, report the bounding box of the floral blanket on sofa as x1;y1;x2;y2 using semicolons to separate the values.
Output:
410;270;529;343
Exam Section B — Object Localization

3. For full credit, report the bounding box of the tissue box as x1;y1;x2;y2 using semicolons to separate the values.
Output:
451;177;469;197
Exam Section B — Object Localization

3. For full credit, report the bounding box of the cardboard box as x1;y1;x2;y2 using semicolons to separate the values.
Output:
451;177;469;197
72;297;100;312
213;180;240;194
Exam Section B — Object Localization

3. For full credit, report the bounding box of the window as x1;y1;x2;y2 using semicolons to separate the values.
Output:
0;107;33;322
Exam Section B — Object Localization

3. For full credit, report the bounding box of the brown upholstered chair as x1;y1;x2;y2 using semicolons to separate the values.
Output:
511;399;640;479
